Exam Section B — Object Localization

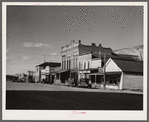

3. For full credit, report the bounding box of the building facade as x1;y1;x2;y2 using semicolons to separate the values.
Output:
60;40;140;84
88;58;143;90
35;62;61;84
78;52;102;81
60;40;113;83
104;58;143;90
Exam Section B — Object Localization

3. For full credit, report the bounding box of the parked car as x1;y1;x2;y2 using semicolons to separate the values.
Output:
68;78;78;87
79;78;90;88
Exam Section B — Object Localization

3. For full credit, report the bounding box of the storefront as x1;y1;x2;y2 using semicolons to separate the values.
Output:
78;68;98;82
87;67;104;88
41;70;50;83
104;58;143;90
70;69;78;82
101;72;121;89
56;70;70;83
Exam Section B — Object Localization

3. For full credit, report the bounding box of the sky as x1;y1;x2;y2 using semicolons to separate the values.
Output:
6;5;143;75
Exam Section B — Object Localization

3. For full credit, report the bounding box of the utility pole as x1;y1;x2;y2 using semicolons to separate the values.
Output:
103;53;106;89
44;54;45;63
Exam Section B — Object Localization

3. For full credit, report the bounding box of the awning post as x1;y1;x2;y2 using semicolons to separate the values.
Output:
70;70;71;78
95;75;96;88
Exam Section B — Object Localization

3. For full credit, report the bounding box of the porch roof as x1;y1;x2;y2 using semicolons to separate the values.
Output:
88;72;104;75
56;69;70;73
112;59;143;73
79;68;98;71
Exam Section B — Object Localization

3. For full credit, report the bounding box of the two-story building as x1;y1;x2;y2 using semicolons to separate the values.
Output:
60;40;140;84
60;40;114;83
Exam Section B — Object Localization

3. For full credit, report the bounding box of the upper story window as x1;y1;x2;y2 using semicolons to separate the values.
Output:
88;61;90;69
36;67;38;71
79;62;83;69
84;62;86;69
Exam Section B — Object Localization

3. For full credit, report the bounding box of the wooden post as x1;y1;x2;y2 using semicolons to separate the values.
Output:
95;75;96;88
59;73;61;84
70;70;71;78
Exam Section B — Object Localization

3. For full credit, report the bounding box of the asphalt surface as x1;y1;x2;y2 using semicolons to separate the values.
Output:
6;82;143;110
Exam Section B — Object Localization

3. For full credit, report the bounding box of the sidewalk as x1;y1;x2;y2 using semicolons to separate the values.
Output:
53;83;143;95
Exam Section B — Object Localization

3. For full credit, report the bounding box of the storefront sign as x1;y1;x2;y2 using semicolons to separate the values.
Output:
98;67;104;74
78;70;90;73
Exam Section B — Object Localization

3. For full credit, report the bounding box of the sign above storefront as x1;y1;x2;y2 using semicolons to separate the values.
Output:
78;70;90;73
98;67;104;74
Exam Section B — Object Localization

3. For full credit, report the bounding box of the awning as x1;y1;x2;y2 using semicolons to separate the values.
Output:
88;72;104;75
78;68;98;73
88;71;122;75
56;69;70;73
70;69;78;73
41;72;49;75
105;71;121;75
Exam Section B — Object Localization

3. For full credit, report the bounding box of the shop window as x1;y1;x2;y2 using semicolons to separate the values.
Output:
109;80;113;84
118;79;120;82
113;80;117;84
109;78;118;85
96;75;101;83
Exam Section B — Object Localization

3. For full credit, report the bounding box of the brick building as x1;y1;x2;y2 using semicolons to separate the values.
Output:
60;40;116;83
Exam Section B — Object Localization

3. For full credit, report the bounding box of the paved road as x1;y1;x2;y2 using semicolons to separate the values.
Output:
6;82;143;110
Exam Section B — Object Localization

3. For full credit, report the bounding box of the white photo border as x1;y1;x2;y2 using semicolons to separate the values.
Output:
2;2;148;120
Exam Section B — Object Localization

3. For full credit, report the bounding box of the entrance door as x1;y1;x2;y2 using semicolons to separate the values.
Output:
91;75;95;83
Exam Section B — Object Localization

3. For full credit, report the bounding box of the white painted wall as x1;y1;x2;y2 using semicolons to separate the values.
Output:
105;59;122;72
91;60;102;68
119;72;123;90
123;74;143;90
104;59;123;90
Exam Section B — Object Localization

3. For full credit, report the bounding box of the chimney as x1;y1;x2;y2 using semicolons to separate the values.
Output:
78;40;81;45
99;44;102;46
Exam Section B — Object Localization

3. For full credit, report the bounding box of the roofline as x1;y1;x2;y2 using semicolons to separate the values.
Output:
36;62;61;67
79;51;92;56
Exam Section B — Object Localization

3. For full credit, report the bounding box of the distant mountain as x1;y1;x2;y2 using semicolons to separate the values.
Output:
114;45;143;61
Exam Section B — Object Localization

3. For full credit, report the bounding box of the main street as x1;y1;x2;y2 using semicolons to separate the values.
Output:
6;82;143;110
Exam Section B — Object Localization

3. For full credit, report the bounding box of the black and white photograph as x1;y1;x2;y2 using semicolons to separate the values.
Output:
2;2;147;120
